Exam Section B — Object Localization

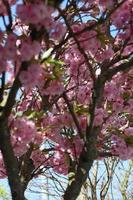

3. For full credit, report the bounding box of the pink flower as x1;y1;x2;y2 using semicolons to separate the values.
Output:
11;117;37;157
94;108;107;126
50;23;66;41
99;0;114;11
125;127;133;136
20;39;41;61
43;80;64;96
19;63;43;88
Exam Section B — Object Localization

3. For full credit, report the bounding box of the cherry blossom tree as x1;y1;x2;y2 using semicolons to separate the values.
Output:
0;0;133;200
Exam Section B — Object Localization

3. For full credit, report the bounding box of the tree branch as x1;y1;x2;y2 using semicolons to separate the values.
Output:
106;57;133;81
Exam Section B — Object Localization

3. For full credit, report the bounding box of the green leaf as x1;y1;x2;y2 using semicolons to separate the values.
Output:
0;185;10;200
24;110;44;120
46;57;64;66
43;56;64;80
41;48;53;61
74;103;89;115
125;136;133;147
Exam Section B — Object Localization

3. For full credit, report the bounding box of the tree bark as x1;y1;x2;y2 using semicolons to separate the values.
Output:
19;145;35;192
0;117;25;200
63;136;97;200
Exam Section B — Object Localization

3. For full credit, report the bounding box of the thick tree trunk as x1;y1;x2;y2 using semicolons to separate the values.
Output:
0;117;25;200
19;146;35;193
63;138;97;200
77;183;89;200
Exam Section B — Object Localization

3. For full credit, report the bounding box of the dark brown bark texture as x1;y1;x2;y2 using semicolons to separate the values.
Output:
63;146;96;200
0;117;25;200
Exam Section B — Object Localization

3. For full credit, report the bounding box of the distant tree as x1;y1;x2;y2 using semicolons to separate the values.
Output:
0;185;9;200
26;159;133;200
